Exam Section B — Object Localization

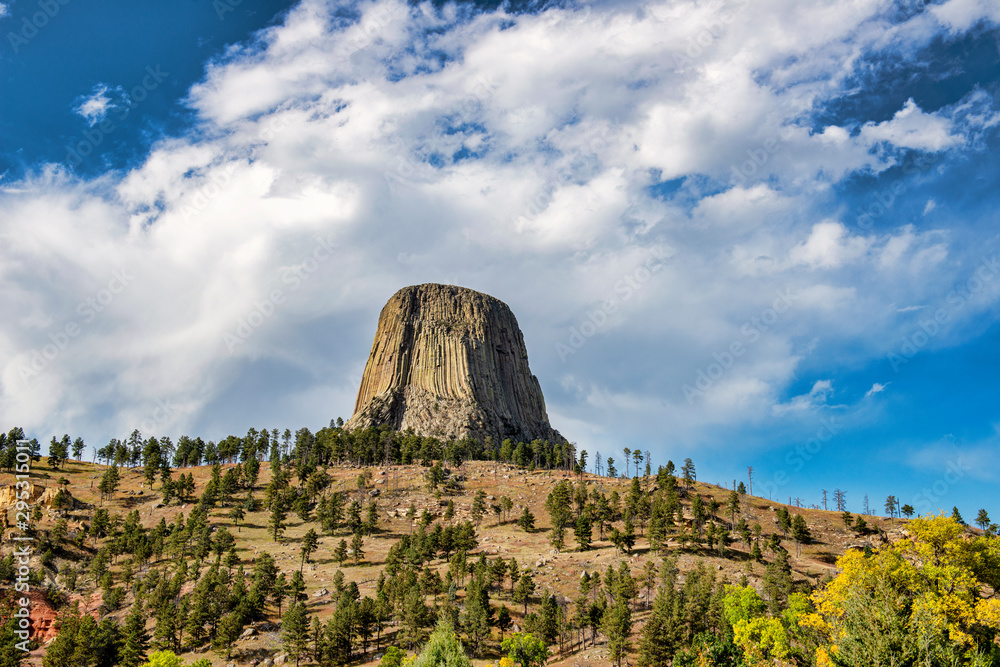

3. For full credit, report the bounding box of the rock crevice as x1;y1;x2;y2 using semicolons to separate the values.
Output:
346;284;565;444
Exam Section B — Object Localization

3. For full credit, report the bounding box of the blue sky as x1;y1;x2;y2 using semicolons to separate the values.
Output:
2;0;999;521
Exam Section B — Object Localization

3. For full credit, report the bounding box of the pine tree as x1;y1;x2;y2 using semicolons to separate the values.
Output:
351;531;365;565
681;458;696;486
282;602;310;667
638;586;674;667
518;507;535;533
791;514;810;556
471;490;487;527
300;528;319;571
273;572;288;617
603;600;632;667
268;497;287;541
290;570;306;602
495;604;512;641
152;601;179;652
365;499;379;534
574;514;592;551
214;611;243;659
119;601;149;667
463;574;492;656
229;505;245;532
334;539;348;565
514;572;535;614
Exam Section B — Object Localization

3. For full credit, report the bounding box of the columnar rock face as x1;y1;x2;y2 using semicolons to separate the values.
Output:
345;284;565;444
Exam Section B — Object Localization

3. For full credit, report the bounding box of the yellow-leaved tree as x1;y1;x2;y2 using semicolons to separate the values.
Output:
803;514;1000;666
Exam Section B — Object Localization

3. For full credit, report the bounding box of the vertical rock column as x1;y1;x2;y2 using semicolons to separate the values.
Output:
345;284;565;444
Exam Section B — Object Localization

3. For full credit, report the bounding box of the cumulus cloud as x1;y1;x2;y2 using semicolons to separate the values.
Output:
860;98;961;152
2;0;998;454
931;0;1000;32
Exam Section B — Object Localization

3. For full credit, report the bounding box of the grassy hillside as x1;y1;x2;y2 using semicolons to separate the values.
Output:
0;452;926;667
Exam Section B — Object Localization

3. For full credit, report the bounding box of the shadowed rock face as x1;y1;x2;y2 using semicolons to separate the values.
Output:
345;284;565;445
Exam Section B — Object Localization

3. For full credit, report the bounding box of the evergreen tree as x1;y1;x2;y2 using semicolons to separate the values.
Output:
514;572;535;614
282;602;310;667
119;601;150;667
638;586;675;667
351;531;365;565
574;514;592;551
72;436;86;460
268;497;288;541
518;507;535;533
229;505;245;532
334;539;348;566
290;570;306;602
791;514;811;556
214;611;242;660
273;573;288;617
462;574;492;656
365;499;380;534
300;528;319;571
495;604;512;641
602;600;632;667
681;458;696;486
471;490;487;527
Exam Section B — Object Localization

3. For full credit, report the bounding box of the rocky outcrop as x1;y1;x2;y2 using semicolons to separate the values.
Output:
346;284;565;445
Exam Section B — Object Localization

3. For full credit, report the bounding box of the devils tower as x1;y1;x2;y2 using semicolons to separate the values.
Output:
345;284;565;445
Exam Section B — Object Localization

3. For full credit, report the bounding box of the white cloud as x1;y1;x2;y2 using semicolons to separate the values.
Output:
931;0;1000;32
790;221;869;269
865;382;888;397
860;98;961;152
0;0;995;456
773;379;835;416
0;4;8;17
72;84;126;127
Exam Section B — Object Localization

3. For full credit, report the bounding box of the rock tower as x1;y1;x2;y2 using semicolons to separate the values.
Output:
345;284;565;444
